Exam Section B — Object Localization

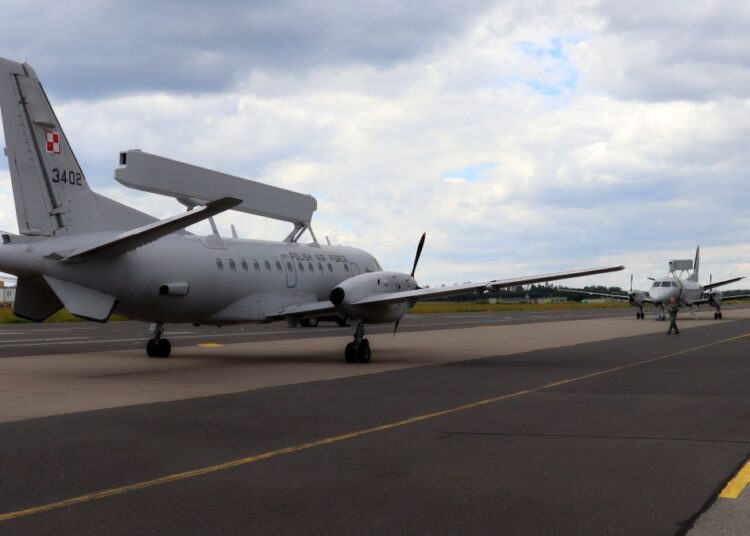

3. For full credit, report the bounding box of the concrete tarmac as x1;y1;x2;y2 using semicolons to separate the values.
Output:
1;307;749;534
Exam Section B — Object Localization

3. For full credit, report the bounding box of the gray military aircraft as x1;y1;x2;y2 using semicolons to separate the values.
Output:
0;57;623;362
564;247;749;320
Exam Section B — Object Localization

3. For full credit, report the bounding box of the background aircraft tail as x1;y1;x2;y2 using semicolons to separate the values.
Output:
0;57;154;236
689;246;700;282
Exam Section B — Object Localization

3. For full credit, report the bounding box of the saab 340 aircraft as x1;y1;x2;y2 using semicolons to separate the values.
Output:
565;247;749;320
0;57;623;363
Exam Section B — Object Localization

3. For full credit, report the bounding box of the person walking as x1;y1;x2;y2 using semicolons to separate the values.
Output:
667;297;680;335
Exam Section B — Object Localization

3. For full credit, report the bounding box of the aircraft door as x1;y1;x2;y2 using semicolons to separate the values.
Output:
281;254;297;288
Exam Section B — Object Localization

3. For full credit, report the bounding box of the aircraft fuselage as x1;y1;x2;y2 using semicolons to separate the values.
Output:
0;232;381;324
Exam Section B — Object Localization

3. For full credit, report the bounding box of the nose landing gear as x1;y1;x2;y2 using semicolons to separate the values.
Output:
146;323;171;358
345;321;371;364
714;309;723;320
636;307;644;319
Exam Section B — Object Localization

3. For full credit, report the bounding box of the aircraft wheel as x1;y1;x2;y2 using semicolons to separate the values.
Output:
307;318;319;327
357;339;371;364
336;318;348;327
714;312;718;319
159;339;171;357
719;312;723;320
146;338;159;357
147;338;171;358
345;343;357;363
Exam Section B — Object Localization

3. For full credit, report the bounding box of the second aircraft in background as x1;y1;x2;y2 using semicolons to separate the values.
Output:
564;247;750;320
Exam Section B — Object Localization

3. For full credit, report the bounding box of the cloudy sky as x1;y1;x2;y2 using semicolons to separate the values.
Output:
1;0;749;289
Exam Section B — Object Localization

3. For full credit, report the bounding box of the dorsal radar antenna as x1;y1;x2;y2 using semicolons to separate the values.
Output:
116;150;318;244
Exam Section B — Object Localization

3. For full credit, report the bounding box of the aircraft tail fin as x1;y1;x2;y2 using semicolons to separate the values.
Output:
0;57;154;236
689;246;700;282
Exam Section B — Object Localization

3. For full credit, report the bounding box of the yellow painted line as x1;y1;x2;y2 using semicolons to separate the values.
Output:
198;343;224;348
1;331;748;523
720;460;750;499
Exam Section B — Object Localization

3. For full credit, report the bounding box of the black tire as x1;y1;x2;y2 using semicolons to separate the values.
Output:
146;338;159;358
300;319;311;327
336;318;348;327
357;339;371;364
719;312;723;320
345;343;357;363
158;339;171;358
307;318;319;328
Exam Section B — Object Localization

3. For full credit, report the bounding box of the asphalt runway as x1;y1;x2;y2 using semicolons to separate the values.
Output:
0;304;746;358
1;307;750;534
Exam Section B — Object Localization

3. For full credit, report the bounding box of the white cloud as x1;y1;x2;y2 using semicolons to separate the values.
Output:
1;0;749;293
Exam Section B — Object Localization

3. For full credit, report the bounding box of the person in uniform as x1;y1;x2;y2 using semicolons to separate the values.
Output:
667;297;680;335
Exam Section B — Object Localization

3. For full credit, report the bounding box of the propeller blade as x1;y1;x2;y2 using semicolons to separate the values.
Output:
630;274;633;293
393;319;400;336
410;232;426;278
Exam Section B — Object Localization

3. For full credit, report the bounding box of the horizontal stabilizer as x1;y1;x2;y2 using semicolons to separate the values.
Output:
59;197;241;263
44;276;116;322
115;150;317;225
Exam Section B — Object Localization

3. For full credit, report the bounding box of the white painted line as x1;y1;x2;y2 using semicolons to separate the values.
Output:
0;336;90;344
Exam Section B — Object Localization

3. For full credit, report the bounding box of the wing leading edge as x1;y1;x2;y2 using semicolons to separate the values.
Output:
275;265;624;318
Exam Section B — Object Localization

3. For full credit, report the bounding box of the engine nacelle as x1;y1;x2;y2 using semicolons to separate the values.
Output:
629;290;646;306
330;271;418;324
707;290;722;307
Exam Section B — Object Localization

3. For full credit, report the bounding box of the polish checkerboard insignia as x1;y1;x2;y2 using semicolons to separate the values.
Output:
45;130;61;155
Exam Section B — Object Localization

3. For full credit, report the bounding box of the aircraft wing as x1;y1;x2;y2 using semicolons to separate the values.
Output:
692;293;750;305
558;288;654;303
702;277;745;290
57;197;242;263
274;265;624;318
276;300;337;318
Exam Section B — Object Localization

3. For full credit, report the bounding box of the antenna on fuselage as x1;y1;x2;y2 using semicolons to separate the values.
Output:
231;225;238;239
326;236;331;246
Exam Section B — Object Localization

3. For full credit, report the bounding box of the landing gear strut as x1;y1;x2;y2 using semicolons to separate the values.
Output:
146;323;171;358
656;305;667;322
344;321;371;364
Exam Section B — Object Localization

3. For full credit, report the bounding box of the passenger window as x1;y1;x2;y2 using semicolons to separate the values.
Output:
276;260;283;271
327;263;333;272
318;262;324;272
344;264;350;273
241;260;248;271
253;260;260;271
298;262;304;272
216;258;224;271
286;261;293;271
228;259;236;271
264;260;271;271
308;262;314;272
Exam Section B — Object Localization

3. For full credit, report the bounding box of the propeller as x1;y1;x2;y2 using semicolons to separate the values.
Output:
411;232;426;278
395;232;427;336
630;274;633;293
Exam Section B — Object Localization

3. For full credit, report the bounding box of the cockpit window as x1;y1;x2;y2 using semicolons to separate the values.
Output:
652;282;661;287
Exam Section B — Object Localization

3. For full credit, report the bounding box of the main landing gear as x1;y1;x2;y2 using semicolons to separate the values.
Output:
146;323;171;358
300;318;320;328
344;321;371;364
